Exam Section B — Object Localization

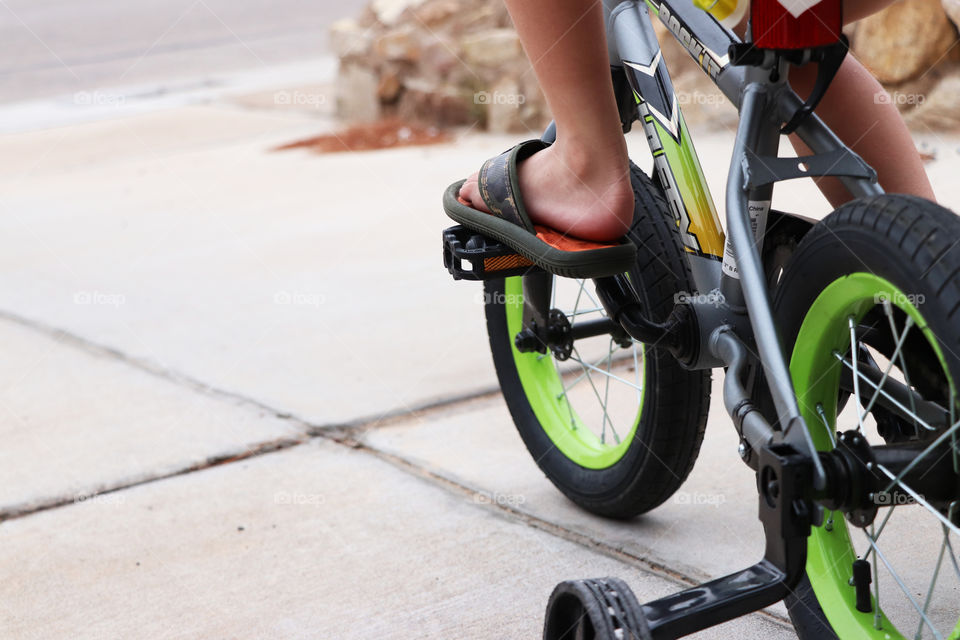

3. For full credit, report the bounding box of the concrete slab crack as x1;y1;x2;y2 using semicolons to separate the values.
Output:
0;436;304;523
349;438;796;631
0;308;498;435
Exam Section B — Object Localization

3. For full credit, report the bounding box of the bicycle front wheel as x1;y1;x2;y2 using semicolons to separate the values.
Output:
483;162;710;519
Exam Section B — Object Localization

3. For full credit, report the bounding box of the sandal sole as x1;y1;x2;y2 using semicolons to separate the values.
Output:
442;180;636;279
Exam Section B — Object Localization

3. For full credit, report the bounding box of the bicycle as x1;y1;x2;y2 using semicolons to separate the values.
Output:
441;0;960;637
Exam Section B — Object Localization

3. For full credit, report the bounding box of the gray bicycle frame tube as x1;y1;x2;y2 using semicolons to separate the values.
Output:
602;0;884;487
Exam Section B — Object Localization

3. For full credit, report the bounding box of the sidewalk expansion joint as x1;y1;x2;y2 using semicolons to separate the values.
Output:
310;388;503;437
348;438;795;631
0;307;500;435
0;309;500;518
0;436;304;523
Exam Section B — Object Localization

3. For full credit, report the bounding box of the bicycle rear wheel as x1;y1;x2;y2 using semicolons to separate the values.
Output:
483;162;710;519
775;194;960;639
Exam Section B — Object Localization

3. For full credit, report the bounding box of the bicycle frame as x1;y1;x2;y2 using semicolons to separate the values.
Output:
436;2;957;632
591;0;881;480
536;1;888;635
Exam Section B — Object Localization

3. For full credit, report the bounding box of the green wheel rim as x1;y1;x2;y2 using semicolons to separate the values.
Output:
790;272;959;639
503;276;645;469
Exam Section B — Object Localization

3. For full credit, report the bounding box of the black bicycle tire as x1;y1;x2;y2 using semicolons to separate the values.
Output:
772;194;960;638
483;162;711;519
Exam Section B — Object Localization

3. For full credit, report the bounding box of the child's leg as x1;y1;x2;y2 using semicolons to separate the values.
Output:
788;0;935;206
458;0;635;242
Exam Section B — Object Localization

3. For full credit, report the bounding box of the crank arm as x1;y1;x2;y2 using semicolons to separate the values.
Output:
521;271;553;331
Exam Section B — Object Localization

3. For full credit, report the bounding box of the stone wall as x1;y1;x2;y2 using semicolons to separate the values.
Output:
330;0;960;132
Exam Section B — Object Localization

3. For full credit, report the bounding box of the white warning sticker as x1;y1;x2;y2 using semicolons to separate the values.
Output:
721;200;771;279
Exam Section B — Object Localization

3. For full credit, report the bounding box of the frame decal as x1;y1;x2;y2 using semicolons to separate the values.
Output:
621;29;726;260
647;0;732;80
623;53;680;140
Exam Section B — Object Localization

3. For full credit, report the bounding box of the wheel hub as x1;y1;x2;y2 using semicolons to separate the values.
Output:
513;308;631;361
818;430;960;528
818;430;881;528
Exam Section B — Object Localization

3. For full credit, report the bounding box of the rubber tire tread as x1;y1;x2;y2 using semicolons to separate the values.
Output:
543;577;652;640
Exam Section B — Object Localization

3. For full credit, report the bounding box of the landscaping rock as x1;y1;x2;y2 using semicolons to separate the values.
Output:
371;0;427;26
460;28;522;67
330;0;960;131
336;64;380;122
329;18;372;60
904;70;960;130
853;0;959;84
942;0;960;27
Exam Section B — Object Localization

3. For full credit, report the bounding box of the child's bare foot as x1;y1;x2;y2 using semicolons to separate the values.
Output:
457;142;634;243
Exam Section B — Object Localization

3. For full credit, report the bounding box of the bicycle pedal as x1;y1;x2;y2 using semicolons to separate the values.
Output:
442;225;543;281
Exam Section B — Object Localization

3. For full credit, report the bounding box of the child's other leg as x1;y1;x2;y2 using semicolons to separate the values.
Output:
788;0;935;206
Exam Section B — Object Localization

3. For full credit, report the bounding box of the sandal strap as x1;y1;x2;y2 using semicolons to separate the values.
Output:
477;139;549;233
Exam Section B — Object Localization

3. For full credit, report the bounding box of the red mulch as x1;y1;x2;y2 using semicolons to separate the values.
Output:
274;118;451;154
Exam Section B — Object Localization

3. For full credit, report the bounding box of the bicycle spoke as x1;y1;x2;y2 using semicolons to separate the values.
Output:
855;476;958;638
558;279;607;396
877;415;960;495
871;522;882;630
849;316;866;432
555;280;635;440
862;528;944;639
915;532;949;640
833;352;940;435
884;299;920;434
567;353;645;392
815;402;838;448
846;315;960;635
572;347;619;445
566;307;605;318
562;390;578;430
560;370;590;397
943;520;960;584
601;338;618;445
860;504;898;566
559;350;617;398
862;489;959;638
632;340;643;406
858;315;914;423
875;463;960;539
571;279;586;320
575;353;606;434
547;278;647;448
580;281;603;310
778;240;960;637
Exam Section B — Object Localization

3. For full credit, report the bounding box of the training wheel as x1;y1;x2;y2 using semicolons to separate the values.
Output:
543;577;652;640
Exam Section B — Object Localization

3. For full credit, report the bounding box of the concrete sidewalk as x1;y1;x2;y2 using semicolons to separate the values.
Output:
2;80;960;639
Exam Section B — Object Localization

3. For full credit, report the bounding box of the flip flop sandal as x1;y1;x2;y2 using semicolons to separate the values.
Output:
442;139;637;279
